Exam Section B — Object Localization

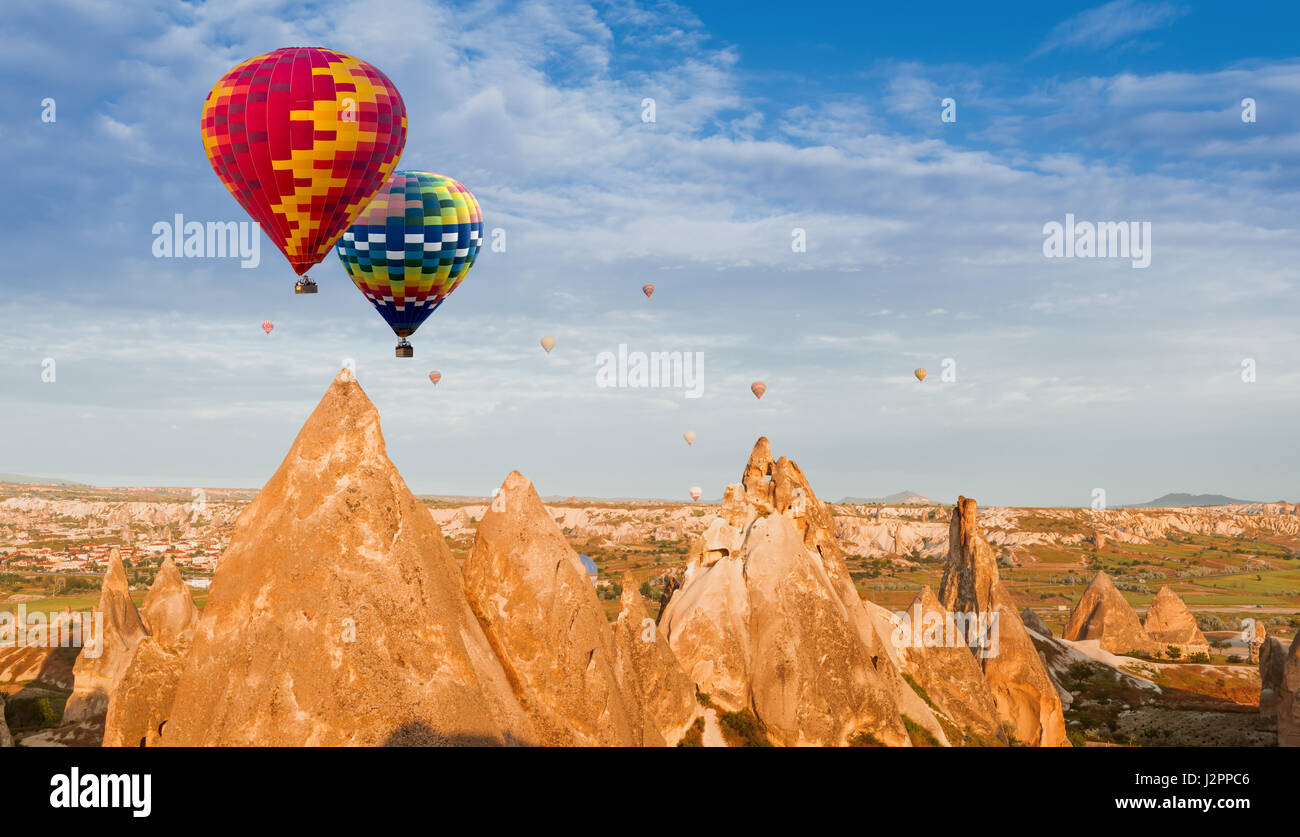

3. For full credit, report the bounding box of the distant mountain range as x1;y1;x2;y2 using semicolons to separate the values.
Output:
0;472;87;486
840;490;938;506
1126;493;1253;508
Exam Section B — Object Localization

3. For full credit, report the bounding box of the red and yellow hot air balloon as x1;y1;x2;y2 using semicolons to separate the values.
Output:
261;320;274;334
428;371;442;386
642;284;655;298
914;368;927;382
200;47;407;294
751;381;766;399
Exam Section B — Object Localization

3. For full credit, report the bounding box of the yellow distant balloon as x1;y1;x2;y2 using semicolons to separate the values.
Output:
914;368;927;382
540;336;556;354
683;431;696;446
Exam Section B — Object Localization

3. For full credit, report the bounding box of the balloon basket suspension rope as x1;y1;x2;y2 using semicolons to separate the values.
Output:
294;277;318;294
395;339;413;358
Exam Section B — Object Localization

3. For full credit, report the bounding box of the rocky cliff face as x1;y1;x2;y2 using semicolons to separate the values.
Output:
103;558;199;747
1063;571;1153;654
1142;586;1208;656
939;497;1069;747
161;369;535;746
613;573;698;746
62;549;148;732
462;470;648;746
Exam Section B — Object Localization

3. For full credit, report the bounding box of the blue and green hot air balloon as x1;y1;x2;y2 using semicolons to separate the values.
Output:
337;171;483;357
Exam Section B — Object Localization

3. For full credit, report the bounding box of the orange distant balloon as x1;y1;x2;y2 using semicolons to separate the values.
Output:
751;381;766;399
261;320;274;335
914;368;927;382
540;336;556;354
642;284;655;298
683;431;696;446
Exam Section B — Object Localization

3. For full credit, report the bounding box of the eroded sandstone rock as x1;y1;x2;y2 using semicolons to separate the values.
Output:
62;549;148;733
1142;586;1209;657
463;470;643;746
939;497;1069;746
162;369;535;746
1063;570;1153;655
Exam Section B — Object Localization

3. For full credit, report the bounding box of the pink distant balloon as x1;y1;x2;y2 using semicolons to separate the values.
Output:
261;320;274;335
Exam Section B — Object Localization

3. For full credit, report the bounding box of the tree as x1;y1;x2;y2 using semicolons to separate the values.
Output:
1166;645;1181;660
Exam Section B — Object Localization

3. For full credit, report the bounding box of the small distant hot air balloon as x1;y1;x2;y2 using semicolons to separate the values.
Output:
428;371;442;386
541;336;556;354
751;381;766;400
689;486;702;502
914;368;927;382
642;284;655;298
683;431;696;446
261;321;274;335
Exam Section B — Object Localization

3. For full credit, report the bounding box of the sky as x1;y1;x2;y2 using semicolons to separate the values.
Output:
1;0;1298;506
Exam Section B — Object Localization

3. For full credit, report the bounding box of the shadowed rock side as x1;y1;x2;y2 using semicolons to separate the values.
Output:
1020;607;1052;638
897;586;1005;743
1281;632;1300;747
1142;586;1208;656
1259;636;1285;721
462;470;645;746
613;573;698;746
0;696;11;747
162;369;535;746
103;558;198;747
939;497;1069;747
62;549;148;732
663;437;937;747
1063;571;1153;654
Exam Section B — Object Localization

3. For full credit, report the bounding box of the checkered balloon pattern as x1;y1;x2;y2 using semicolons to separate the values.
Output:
200;47;407;276
336;171;483;338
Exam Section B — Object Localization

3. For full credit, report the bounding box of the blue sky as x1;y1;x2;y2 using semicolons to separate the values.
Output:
1;0;1297;506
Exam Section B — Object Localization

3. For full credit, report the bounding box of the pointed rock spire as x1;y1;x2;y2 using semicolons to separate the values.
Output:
939;497;1068;747
1063;571;1153;654
140;557;198;648
162;370;535;746
62;548;148;730
462;470;641;746
1143;586;1208;656
103;557;200;747
613;573;696;746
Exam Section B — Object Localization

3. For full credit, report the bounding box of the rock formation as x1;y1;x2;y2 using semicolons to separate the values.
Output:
103;559;199;747
462;470;645;746
0;696;11;747
1062;570;1153;655
62;549;148;730
1020;607;1052;637
1259;636;1286;721
662;437;950;746
939;497;1069;746
896;586;1005;743
613;573;698;745
162;369;535;746
1142;586;1208;657
1280;632;1300;747
1248;620;1267;664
